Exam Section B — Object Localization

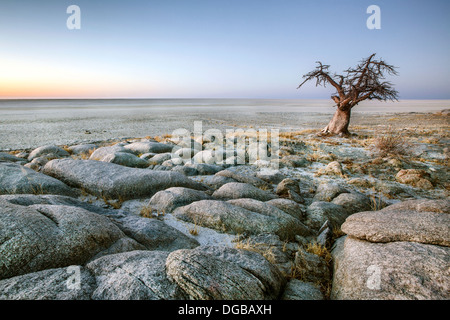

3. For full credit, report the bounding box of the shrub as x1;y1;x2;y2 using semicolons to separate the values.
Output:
372;127;412;157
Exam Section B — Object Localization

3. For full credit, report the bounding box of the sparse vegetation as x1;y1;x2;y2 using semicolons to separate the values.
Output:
369;189;386;211
372;127;412;157
305;242;332;265
62;145;72;154
30;183;45;195
287;242;333;299
234;239;279;266
306;152;322;162
140;202;155;218
189;225;199;236
100;194;124;209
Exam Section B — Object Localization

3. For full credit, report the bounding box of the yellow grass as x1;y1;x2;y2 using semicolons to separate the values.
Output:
305;242;332;265
140;202;154;218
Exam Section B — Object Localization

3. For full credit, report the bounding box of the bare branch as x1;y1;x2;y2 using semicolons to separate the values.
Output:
297;53;399;110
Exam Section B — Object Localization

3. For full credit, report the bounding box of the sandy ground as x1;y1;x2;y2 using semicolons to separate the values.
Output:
1;101;449;151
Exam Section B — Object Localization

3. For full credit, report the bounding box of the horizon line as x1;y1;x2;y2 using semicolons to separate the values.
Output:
1;97;449;101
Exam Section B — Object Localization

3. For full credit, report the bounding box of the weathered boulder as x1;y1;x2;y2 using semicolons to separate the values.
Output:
0;266;95;300
68;144;98;156
30;156;49;167
383;198;449;214
101;152;150;168
147;153;173;165
278;155;309;168
166;246;286;300
110;214;200;252
0;200;136;280
306;201;349;230
139;152;157;160
221;155;246;165
318;161;344;176
42;159;206;200
294;249;331;284
170;137;202;152
332;199;450;300
28;145;70;161
227;198;312;238
266;198;306;221
237;233;294;275
331;236;450;300
276;178;300;196
123;141;174;154
89;146;149;168
89;145;133;158
0;152;24;163
174;147;198;159
173;200;306;240
198;175;236;190
256;170;286;184
313;181;348;202
149;187;212;213
192;150;217;164
396;169;433;189
162;158;183;168
275;178;304;204
0;162;76;197
86;250;187;300
281;279;324;300
184;163;223;175
0;193;195;253
316;220;333;248
13;152;29;159
16;162;37;172
0;193;106;210
331;192;372;215
213;182;277;201
341;199;450;246
171;165;199;176
215;170;271;189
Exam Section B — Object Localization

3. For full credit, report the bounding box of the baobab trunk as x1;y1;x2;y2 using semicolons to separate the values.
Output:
322;107;351;136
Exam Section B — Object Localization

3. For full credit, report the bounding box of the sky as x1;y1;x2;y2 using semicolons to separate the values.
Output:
0;0;449;99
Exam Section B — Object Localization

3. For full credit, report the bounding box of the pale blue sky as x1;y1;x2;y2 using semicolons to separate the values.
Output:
0;0;449;98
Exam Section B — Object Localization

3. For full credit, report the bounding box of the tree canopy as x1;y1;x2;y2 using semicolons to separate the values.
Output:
297;53;399;112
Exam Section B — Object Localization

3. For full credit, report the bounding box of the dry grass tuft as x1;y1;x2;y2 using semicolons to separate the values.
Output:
101;194;124;209
306;152;322;162
189;225;199;236
331;226;346;241
140;202;167;219
234;239;279;266
62;145;72;154
79;148;96;160
140;202;154;218
369;189;386;211
288;242;334;299
372;127;412;157
305;242;332;265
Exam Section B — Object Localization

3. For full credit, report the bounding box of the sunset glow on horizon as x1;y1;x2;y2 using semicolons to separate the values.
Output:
1;0;449;99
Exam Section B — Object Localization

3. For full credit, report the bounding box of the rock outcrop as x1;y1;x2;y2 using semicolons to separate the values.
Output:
0;162;76;197
166;246;286;300
331;199;450;300
42;159;206;199
0;200;138;280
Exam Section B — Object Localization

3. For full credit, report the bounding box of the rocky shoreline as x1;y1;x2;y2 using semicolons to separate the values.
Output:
0;120;449;300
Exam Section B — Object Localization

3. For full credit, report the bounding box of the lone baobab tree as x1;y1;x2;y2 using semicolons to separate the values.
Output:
297;53;399;136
